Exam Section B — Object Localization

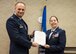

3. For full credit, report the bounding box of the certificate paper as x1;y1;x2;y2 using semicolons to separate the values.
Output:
34;31;46;46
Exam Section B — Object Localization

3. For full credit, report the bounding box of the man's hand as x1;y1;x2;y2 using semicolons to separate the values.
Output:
32;42;38;47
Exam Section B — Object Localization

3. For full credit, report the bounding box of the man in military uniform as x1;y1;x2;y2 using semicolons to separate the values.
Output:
6;2;38;54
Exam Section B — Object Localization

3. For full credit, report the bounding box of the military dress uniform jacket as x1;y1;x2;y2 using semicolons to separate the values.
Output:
6;14;32;54
45;27;66;54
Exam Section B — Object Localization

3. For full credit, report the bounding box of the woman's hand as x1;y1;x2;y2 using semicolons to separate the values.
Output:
43;44;50;48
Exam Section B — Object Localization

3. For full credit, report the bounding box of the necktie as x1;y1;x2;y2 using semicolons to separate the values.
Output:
49;31;54;39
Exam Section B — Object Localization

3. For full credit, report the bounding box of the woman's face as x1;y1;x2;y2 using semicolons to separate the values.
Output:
49;17;58;29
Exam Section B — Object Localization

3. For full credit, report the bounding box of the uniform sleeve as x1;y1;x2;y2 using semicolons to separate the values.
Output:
6;19;32;49
48;30;66;52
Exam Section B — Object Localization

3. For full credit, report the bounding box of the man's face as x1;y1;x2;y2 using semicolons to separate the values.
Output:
49;17;58;28
15;3;25;17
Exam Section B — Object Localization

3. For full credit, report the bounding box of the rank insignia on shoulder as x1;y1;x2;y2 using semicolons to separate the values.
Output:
10;16;13;19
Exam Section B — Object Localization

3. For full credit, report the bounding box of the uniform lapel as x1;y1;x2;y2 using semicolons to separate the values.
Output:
49;27;59;39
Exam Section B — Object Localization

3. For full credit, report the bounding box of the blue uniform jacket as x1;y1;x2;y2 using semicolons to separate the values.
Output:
45;27;66;54
6;14;32;54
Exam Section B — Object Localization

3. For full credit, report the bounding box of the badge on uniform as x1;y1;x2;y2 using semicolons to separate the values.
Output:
52;33;59;38
19;25;23;28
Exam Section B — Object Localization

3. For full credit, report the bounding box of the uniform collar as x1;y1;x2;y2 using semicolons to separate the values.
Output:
51;27;59;32
12;14;22;20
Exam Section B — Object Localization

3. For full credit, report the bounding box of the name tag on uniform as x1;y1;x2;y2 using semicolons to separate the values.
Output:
19;25;23;28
